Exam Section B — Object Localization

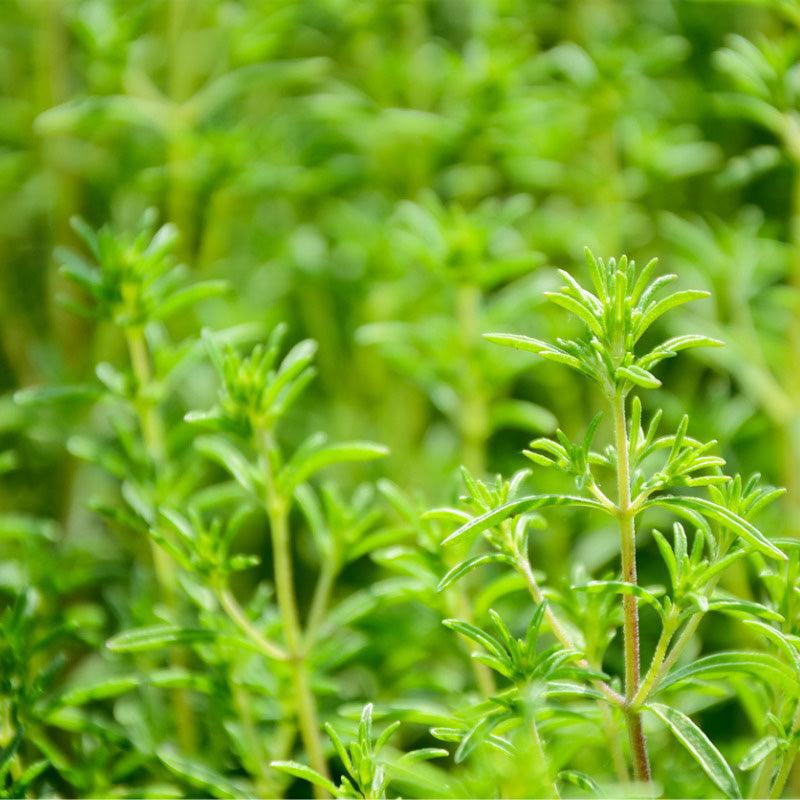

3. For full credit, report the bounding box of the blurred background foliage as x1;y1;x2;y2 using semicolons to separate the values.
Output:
2;0;800;797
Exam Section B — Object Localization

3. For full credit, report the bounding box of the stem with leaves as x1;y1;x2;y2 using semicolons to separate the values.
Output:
770;701;800;798
124;324;197;755
259;431;330;797
611;391;651;781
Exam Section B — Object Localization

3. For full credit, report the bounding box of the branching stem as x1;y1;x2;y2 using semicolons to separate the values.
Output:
631;608;679;709
514;543;625;708
217;587;287;661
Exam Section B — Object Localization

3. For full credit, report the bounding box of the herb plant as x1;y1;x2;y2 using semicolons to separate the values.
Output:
429;251;792;797
4;2;800;798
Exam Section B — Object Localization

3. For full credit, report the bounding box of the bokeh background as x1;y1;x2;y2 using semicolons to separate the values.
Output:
2;0;800;797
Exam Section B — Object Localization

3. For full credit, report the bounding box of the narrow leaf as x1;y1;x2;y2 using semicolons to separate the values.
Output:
195;436;258;495
106;625;216;653
158;746;252;799
647;703;740;798
437;553;515;592
643;496;786;561
657;651;795;693
443;494;606;546
281;441;388;491
271;761;339;796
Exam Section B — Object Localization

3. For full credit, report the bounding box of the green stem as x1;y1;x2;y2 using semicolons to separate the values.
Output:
125;325;196;754
514;543;625;709
655;557;730;686
769;686;800;797
601;704;631;784
456;282;488;476
612;391;651;782
304;563;336;646
259;432;329;796
529;716;559;799
269;499;329;797
631;609;679;709
166;0;194;257
230;680;274;796
217;587;287;662
0;700;22;781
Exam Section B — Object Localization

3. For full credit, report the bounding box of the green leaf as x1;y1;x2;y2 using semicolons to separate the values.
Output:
194;435;258;495
441;619;506;659
640;335;724;369
742;619;800;672
106;625;216;653
14;384;99;406
271;761;340;797
0;513;58;541
544;291;605;337
397;748;449;764
59;676;142;706
442;494;606;546
10;759;49;794
437;553;515;592
559;770;601;795
0;731;22;781
454;713;510;764
490;399;558;434
572;580;664;617
616;364;662;389
635;290;711;341
422;507;473;524
643;496;786;561
280;441;388;491
657;651;795;693
647;703;740;798
158;745;253;799
323;724;354;775
483;332;550;355
707;598;783;622
151;280;230;319
738;736;780;771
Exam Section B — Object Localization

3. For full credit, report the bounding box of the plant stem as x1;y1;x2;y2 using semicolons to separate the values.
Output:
514;542;625;708
230;679;274;796
631;609;679;709
269;498;330;797
769;691;800;797
655;562;729;686
125;325;196;754
529;716;559;799
0;700;22;781
600;704;631;783
217;587;287;661
259;432;329;796
456;283;488;476
754;753;778;800
304;563;336;646
612;391;651;782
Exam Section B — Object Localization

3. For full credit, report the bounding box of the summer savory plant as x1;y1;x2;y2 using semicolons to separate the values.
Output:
10;214;427;798
423;250;796;798
5;209;800;799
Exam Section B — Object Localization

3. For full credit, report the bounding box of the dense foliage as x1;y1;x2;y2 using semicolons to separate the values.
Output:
3;1;800;798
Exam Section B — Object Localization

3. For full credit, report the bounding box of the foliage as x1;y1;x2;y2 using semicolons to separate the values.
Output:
3;1;800;798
